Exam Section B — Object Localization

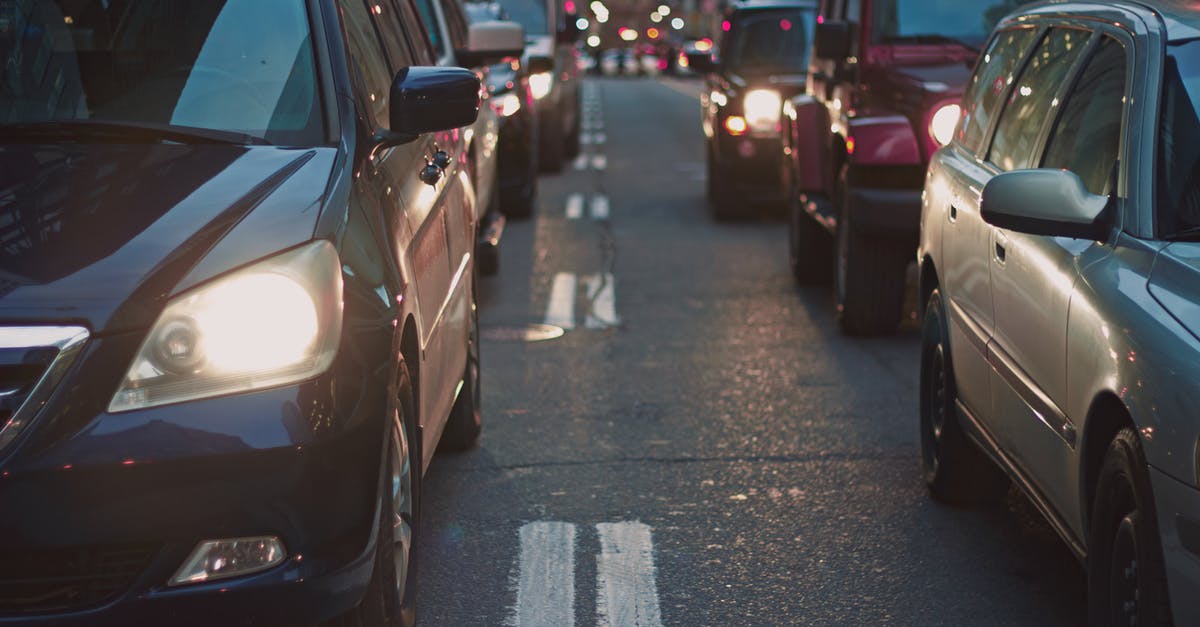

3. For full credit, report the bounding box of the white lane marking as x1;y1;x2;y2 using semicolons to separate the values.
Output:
514;522;577;627
584;273;619;329
594;132;607;145
592;155;607;170
584;121;605;132
581;132;594;146
589;194;610;221
596;522;663;627
565;193;585;220
572;154;589;171
545;273;577;330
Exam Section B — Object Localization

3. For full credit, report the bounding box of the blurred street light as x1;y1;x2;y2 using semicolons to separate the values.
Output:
670;17;684;30
657;4;670;15
650;12;662;22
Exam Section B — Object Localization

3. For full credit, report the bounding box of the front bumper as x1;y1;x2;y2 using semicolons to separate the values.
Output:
1150;466;1200;627
712;134;785;203
0;331;387;625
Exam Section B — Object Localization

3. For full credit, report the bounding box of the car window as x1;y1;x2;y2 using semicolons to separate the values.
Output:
439;0;471;53
1157;40;1200;234
957;27;1036;153
413;0;447;58
398;0;440;64
497;0;548;35
723;8;816;74
987;28;1088;171
372;0;419;69
338;0;394;128
1041;36;1126;197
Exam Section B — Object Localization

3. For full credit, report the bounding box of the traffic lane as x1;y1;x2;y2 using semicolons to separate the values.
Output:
419;76;1086;625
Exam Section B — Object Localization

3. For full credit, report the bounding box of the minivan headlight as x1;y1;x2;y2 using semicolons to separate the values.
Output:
109;241;343;412
744;89;782;135
929;103;961;146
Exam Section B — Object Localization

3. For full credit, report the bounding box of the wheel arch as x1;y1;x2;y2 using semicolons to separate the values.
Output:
918;255;939;320
1080;391;1135;532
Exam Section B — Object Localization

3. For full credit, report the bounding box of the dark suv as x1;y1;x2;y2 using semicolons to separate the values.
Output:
0;0;512;624
784;0;1024;334
688;0;817;219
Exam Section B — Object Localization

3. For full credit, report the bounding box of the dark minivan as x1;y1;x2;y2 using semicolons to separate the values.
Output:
0;0;513;625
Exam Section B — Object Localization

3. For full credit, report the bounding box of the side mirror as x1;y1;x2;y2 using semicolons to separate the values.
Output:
685;52;716;74
814;21;851;60
980;169;1110;240
557;12;581;43
389;67;481;136
527;55;554;75
458;21;526;67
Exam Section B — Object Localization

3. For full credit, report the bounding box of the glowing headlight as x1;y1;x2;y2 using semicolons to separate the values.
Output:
743;89;782;135
493;92;522;117
929;103;961;146
109;241;343;412
529;72;553;100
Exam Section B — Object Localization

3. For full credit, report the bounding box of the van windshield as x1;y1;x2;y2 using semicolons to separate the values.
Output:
724;8;815;75
872;0;1027;48
0;0;323;145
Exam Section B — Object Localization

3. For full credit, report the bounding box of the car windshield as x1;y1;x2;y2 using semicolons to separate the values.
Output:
0;0;323;145
1158;40;1200;236
496;0;547;35
872;0;1027;48
723;8;815;74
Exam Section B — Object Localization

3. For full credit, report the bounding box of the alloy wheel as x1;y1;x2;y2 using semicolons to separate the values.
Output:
389;417;413;597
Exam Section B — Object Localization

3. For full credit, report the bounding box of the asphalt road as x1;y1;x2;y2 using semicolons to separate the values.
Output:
415;76;1086;626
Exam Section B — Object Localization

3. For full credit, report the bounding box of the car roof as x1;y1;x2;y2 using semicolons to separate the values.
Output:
1017;0;1200;41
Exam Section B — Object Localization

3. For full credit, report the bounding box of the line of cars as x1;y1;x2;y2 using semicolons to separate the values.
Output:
0;0;577;625
693;0;1200;622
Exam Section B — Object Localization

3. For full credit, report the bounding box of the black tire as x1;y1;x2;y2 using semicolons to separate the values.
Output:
539;111;565;173
1087;428;1173;627
325;365;419;627
833;196;908;335
788;192;832;284
500;177;537;220
707;146;736;220
476;241;499;276
439;271;482;451
920;288;1008;506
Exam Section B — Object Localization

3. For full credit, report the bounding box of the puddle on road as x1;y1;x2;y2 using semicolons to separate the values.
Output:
480;323;565;342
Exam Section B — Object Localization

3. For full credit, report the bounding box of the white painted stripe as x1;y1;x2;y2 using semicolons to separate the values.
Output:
584;273;619;329
592;155;607;170
580;133;594;146
565;193;585;220
594;132;607;145
596;522;663;627
589;194;609;221
545;273;577;330
514;522;577;627
572;154;589;171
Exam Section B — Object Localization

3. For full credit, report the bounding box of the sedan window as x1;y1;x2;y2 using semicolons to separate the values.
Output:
1040;36;1126;197
956;28;1036;153
1158;40;1200;234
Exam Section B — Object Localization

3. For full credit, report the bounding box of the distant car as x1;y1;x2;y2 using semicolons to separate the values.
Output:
688;0;817;219
464;2;541;220
919;2;1200;624
0;0;497;624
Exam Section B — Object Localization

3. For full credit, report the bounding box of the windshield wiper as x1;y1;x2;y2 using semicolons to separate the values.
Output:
1;120;272;146
881;34;979;52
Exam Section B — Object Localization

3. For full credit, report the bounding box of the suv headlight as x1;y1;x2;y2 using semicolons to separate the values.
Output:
744;89;782;136
530;72;553;100
109;241;343;412
929;103;961;146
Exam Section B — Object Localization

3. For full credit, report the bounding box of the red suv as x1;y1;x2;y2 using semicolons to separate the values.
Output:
783;0;1024;334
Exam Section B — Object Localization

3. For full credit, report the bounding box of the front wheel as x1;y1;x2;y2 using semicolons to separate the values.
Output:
1087;428;1172;627
834;201;908;335
539;111;565;173
707;146;736;220
788;193;832;284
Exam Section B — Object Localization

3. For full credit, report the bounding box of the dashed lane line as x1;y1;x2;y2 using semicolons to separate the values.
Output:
513;522;577;627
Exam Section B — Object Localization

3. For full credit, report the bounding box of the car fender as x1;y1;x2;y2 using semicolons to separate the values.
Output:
846;114;921;167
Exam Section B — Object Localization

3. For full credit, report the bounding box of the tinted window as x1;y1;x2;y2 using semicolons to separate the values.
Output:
1158;40;1200;233
0;0;322;145
988;28;1088;171
1041;36;1125;196
338;0;394;128
724;9;816;74
439;0;470;52
414;0;446;56
497;0;547;35
957;28;1035;153
372;0;418;69
873;0;1029;47
399;0;439;64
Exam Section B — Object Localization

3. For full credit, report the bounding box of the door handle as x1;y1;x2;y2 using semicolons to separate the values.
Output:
995;241;1006;262
949;205;958;222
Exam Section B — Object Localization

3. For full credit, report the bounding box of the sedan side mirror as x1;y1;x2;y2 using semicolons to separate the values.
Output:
389;67;481;136
685;52;716;74
814;21;851;60
980;169;1111;240
458;21;526;68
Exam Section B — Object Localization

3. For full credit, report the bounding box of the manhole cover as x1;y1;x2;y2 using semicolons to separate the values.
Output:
481;324;564;342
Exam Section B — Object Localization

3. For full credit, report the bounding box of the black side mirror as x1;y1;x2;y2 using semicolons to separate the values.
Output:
557;12;581;43
527;55;555;75
389;67;480;136
814;21;851;60
685;52;716;74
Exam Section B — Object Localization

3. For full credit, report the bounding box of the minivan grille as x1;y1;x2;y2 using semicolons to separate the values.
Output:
0;326;89;455
0;544;156;614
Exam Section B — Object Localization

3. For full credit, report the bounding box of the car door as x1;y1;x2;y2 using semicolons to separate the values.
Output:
988;32;1127;512
937;26;1037;422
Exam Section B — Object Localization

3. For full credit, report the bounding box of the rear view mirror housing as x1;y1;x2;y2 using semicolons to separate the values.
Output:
458;21;526;67
814;21;851;60
980;169;1111;240
389;67;481;136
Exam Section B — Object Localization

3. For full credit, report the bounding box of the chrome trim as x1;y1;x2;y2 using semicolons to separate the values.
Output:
947;297;989;358
987;340;1077;449
0;326;90;454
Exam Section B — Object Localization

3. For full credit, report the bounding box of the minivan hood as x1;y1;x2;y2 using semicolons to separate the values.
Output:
0;143;335;333
887;62;972;93
1149;242;1200;340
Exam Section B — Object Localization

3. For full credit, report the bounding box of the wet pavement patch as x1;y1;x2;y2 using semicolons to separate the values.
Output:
481;324;565;342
